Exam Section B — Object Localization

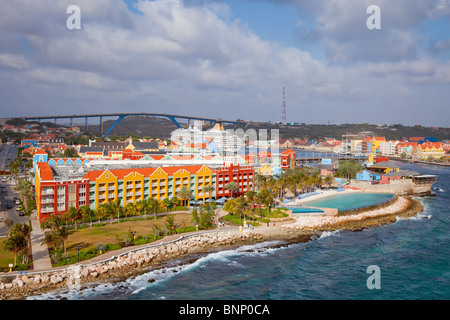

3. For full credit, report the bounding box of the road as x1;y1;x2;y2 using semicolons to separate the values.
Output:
0;143;18;172
0;144;30;236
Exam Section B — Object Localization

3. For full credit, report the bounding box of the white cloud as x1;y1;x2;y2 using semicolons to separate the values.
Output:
0;0;448;126
0;54;29;69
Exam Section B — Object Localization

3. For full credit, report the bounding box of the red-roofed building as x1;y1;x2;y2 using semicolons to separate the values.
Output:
216;164;255;199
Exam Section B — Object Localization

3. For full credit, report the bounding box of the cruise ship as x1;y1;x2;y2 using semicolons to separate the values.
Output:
170;121;243;153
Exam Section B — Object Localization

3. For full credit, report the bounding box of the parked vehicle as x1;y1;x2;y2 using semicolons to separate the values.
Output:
18;211;25;216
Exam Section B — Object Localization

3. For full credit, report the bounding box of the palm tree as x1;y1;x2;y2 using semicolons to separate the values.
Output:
177;185;192;207
122;202;134;218
41;215;69;254
67;206;79;229
225;181;239;198
15;179;34;213
324;175;334;189
162;198;172;211
79;205;93;227
96;204;109;223
4;233;26;266
146;197;159;219
109;200;122;223
203;184;215;203
9;158;21;187
170;196;180;209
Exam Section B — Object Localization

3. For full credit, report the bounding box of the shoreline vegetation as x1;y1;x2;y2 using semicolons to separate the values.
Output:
0;193;424;300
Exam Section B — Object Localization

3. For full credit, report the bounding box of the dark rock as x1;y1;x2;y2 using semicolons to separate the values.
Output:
148;278;155;283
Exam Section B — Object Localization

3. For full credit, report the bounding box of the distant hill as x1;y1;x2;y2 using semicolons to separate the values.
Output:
243;122;450;141
2;116;449;141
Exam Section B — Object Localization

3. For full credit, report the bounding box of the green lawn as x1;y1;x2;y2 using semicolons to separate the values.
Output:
0;238;15;271
50;213;196;266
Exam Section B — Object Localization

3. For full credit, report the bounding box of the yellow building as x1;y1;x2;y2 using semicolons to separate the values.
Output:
372;137;386;154
413;142;445;160
258;164;272;176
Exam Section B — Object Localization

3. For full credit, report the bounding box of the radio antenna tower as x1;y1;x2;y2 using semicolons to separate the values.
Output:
281;86;286;123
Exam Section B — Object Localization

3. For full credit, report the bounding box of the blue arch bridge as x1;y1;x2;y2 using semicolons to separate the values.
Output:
23;113;246;136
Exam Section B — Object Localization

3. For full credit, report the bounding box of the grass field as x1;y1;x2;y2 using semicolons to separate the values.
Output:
58;213;194;258
0;237;15;271
0;213;196;270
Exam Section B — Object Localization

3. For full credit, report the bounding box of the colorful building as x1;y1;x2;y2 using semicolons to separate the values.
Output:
216;164;254;198
34;160;255;223
413;142;445;160
371;137;386;154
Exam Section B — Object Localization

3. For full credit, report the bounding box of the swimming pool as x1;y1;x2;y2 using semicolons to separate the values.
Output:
291;207;325;214
298;192;395;212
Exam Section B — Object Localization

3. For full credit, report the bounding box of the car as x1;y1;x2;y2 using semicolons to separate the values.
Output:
15;200;20;205
18;211;25;216
6;203;12;209
13;196;18;201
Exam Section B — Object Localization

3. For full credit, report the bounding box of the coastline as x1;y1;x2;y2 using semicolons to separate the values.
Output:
0;195;424;300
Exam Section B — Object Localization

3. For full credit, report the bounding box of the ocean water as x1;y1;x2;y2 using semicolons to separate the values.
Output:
28;161;449;300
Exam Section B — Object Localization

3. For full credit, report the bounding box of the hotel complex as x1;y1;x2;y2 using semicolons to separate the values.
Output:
32;125;298;223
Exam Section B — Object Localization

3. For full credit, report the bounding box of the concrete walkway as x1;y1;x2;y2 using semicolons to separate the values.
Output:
29;212;52;271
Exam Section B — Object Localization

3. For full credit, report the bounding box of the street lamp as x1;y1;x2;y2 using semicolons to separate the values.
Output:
76;244;83;261
8;263;13;273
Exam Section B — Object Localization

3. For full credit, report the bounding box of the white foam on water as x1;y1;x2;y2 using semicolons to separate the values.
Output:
318;230;341;239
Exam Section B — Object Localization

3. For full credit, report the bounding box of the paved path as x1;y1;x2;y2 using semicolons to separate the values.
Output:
29;211;52;271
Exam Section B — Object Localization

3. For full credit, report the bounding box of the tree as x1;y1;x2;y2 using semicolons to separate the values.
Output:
170;196;180;209
124;202;137;218
203;184;215;203
335;159;362;180
67;206;79;229
162;198;172;211
41;215;69;254
324;175;334;189
225;181;239;198
15;179;34;212
79;205;93;227
165;215;175;234
258;187;275;216
9;158;21;186
63;147;79;158
136;200;147;215
4;224;30;266
4;233;26;266
177;185;192;207
108;200;122;224
96;204;109;222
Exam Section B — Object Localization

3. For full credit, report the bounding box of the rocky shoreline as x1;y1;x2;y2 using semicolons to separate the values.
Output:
283;196;424;232
0;230;280;300
0;196;424;300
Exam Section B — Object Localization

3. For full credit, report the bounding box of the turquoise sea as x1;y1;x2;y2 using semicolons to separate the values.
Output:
28;161;449;300
300;192;394;211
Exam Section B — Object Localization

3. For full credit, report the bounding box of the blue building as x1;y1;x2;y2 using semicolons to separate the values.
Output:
356;169;381;181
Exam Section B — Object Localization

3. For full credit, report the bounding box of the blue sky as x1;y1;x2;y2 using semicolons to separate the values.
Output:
0;0;449;127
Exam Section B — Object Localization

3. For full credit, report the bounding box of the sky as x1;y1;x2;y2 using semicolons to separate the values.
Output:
0;0;449;127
